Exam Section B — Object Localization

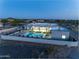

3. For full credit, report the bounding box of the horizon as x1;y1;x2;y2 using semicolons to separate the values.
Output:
0;17;78;20
0;0;79;20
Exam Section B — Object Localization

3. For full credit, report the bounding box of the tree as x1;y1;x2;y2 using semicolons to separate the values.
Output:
1;19;8;23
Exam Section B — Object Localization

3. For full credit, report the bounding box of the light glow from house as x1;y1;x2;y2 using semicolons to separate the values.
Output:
62;35;66;39
32;26;50;33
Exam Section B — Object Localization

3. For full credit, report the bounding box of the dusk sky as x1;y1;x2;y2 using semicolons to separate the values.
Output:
0;0;79;19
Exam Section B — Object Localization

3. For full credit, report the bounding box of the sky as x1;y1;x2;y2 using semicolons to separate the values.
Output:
0;0;79;19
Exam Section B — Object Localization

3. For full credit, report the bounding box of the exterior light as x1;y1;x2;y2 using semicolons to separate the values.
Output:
62;35;66;39
49;27;52;30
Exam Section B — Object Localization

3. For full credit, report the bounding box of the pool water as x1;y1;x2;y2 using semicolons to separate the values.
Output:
24;32;44;38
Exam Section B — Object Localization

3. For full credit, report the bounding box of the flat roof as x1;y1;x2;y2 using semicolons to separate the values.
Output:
51;26;68;31
27;23;69;31
27;23;58;27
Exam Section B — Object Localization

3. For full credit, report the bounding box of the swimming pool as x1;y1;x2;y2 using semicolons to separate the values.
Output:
24;32;44;38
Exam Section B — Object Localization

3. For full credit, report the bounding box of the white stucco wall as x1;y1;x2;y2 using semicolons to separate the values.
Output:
51;31;70;39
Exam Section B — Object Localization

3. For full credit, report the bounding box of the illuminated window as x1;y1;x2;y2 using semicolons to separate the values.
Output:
32;26;39;32
62;35;66;39
40;27;47;32
31;26;50;33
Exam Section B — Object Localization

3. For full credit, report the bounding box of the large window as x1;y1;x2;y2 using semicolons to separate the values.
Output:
32;26;39;32
32;26;50;33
